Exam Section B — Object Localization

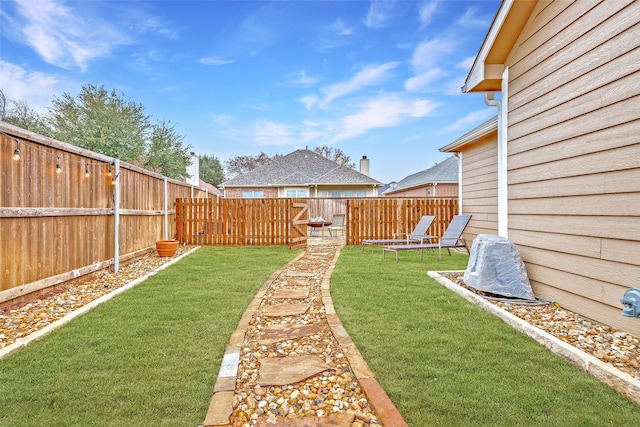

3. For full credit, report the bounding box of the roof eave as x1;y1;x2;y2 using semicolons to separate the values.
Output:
439;116;498;152
462;0;538;93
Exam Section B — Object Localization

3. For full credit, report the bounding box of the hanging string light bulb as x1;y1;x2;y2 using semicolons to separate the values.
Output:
12;140;20;161
56;156;62;174
107;166;113;177
85;163;90;178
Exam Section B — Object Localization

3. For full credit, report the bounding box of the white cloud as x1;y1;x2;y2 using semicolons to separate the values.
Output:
456;7;494;29
457;56;476;70
410;38;457;72
299;94;320;111
12;0;129;71
319;62;400;107
252;120;295;146
335;94;437;141
282;70;320;88
442;109;495;133
418;1;438;28
404;68;447;92
330;19;354;36
0;60;64;113
197;56;234;66
364;0;397;29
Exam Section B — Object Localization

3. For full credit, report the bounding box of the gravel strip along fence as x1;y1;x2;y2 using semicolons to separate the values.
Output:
0;245;197;357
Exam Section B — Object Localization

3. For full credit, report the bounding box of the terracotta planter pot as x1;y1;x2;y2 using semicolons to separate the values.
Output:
156;239;179;257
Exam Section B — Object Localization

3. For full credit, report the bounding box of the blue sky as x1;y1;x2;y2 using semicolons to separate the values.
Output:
0;0;500;183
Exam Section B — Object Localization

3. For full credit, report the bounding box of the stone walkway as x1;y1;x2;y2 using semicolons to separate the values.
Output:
202;238;407;427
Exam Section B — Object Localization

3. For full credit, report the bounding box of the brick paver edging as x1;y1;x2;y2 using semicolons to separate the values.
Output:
203;243;408;426
428;270;640;406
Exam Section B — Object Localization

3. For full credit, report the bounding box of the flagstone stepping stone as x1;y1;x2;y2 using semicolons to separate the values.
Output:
259;324;321;345
283;279;309;287
259;355;331;386
284;271;316;278
263;303;309;317
272;289;309;299
255;412;354;427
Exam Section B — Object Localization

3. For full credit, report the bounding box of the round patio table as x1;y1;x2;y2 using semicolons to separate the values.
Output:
307;221;332;237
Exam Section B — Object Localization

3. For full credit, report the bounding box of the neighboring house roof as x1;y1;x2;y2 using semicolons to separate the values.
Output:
439;116;498;152
385;155;458;194
220;149;382;187
377;182;397;195
199;179;223;196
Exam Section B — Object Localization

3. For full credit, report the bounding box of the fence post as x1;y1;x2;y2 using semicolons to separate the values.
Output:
163;177;169;240
113;159;121;274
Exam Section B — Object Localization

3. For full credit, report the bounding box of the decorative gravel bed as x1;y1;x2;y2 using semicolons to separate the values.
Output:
0;245;193;350
446;274;640;381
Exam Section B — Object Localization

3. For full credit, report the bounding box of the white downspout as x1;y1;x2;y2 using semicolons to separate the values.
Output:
456;152;463;215
484;67;509;238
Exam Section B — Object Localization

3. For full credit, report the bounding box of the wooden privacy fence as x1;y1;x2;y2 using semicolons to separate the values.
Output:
175;197;458;247
0;122;212;304
176;198;308;248
345;197;458;245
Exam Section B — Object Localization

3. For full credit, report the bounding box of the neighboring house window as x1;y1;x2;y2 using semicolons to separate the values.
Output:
331;190;341;197
243;190;264;198
356;190;366;197
343;190;354;197
286;189;308;197
319;191;329;197
426;188;432;196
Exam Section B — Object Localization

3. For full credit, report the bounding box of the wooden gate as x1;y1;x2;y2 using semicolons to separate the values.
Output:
175;198;308;248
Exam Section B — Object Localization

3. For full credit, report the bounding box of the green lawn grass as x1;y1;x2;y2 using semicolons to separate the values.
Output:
331;246;640;426
0;246;299;427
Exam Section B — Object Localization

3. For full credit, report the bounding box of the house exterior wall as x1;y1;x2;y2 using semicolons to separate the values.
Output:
459;134;498;243
504;0;640;334
224;185;378;198
384;183;458;198
224;187;278;198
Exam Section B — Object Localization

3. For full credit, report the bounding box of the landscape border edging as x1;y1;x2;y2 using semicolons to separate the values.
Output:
0;247;200;361
427;270;640;405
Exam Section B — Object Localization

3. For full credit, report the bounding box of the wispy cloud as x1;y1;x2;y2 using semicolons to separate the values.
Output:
405;68;447;92
303;62;399;109
197;56;234;66
457;56;476;70
282;70;320;88
418;1;438;29
365;0;397;29
456;7;494;29
330;19;354;36
10;0;129;71
334;94;438;141
0;60;65;112
441;109;495;133
252;120;296;146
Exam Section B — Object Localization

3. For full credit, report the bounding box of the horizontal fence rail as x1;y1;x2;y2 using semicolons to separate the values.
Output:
176;198;307;247
0;122;212;304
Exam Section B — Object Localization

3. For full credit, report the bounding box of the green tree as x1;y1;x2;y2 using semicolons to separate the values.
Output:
47;84;149;163
199;154;225;186
144;120;192;179
0;90;52;136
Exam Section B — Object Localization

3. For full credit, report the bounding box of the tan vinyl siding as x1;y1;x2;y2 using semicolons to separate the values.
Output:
460;134;498;242
505;0;640;335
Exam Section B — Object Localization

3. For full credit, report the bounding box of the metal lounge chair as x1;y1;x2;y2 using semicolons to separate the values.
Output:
361;215;436;252
327;214;346;237
382;215;472;263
